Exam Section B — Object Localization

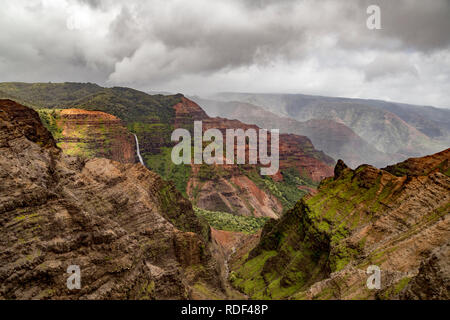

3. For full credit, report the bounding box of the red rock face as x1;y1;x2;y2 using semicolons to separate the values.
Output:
173;97;209;128
277;133;334;182
174;98;334;181
0;99;56;148
173;98;335;217
0;100;225;300
56;109;136;163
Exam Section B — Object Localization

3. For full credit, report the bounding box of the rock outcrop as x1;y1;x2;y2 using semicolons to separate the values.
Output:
230;148;449;299
398;243;449;300
0;100;224;300
39;108;136;163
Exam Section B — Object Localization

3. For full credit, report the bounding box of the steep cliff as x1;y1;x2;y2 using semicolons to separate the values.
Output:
230;149;449;299
38;108;136;163
0;100;225;300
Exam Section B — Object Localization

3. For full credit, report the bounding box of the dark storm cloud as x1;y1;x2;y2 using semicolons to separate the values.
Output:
106;0;450;79
337;0;450;51
0;0;449;107
375;0;450;51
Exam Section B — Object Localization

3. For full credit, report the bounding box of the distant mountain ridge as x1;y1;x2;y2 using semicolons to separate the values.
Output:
191;97;397;168
212;92;450;165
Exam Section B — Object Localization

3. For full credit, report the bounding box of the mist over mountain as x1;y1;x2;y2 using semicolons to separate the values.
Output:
1;1;450;108
191;97;398;168
207;92;450;167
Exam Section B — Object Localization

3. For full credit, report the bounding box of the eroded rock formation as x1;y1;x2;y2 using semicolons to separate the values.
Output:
230;148;449;299
0;100;224;300
54;108;136;163
175;97;334;217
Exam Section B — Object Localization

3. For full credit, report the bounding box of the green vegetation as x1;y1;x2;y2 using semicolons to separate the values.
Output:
145;147;191;197
387;158;449;177
0;82;180;124
380;277;411;299
194;207;269;234
37;108;119;159
157;185;210;241
244;166;315;212
14;212;39;222
37;109;63;139
302;167;396;272
231;165;410;299
0;82;182;152
197;163;220;181
230;250;277;299
192;282;222;300
0;82;104;108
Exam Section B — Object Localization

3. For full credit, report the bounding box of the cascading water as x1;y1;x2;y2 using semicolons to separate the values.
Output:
133;134;145;166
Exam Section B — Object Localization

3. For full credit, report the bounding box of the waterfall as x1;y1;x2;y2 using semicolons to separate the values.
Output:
133;134;145;166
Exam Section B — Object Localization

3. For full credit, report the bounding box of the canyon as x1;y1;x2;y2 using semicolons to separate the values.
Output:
192;98;397;168
0;99;226;299
0;83;335;218
0;84;448;300
173;97;334;217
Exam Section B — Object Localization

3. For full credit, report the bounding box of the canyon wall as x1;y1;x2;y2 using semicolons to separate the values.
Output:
230;149;449;299
0;100;225;299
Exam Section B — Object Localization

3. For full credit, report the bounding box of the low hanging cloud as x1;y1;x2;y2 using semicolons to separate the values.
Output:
0;0;449;107
364;54;419;81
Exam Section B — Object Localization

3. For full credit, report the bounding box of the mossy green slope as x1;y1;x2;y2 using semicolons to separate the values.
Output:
231;151;450;299
194;207;269;234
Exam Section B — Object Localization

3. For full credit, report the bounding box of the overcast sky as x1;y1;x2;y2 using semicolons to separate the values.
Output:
1;0;449;107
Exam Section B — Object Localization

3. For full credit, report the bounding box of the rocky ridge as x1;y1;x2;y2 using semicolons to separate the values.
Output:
0;100;225;299
230;148;449;299
0;83;336;219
